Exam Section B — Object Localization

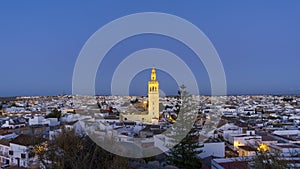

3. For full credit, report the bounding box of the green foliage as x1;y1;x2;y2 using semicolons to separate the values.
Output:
167;85;203;169
45;108;62;119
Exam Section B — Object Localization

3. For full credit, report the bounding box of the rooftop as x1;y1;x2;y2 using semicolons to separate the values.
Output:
261;135;277;142
10;134;46;146
238;146;257;151
0;139;10;146
277;144;299;149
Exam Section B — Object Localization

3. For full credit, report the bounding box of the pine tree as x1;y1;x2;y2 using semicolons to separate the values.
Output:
167;85;203;169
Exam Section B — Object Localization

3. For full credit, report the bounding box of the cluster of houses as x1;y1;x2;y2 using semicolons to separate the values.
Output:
0;133;44;168
0;96;81;168
1;95;300;168
203;95;300;169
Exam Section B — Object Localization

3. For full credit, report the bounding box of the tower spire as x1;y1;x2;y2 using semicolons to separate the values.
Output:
151;66;156;81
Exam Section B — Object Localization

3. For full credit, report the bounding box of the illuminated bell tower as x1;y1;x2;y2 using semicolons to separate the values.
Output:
148;67;159;120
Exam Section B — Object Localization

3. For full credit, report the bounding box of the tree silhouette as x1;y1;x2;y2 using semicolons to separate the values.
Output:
167;85;203;169
35;129;129;169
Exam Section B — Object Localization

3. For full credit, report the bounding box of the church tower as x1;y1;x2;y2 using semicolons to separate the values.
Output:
148;67;160;120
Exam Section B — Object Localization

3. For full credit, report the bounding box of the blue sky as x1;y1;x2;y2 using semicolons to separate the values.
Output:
0;1;300;96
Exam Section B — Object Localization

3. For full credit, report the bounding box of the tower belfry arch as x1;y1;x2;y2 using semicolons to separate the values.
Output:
148;67;160;120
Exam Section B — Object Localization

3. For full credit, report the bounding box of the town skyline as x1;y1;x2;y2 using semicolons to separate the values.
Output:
1;1;300;168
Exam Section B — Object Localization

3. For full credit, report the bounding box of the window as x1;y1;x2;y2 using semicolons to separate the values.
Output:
29;152;35;158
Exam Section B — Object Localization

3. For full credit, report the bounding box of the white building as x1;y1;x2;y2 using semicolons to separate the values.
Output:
154;135;224;159
5;107;26;114
29;115;59;127
221;106;237;117
273;130;300;137
269;143;300;156
199;141;225;159
229;133;262;150
9;134;45;168
60;113;79;123
0;139;10;166
1;120;25;129
63;121;84;136
217;123;243;141
29;115;48;126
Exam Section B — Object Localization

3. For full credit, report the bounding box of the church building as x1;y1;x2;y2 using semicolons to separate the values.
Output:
120;67;160;124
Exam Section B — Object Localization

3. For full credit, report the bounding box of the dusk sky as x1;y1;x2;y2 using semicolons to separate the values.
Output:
1;1;300;96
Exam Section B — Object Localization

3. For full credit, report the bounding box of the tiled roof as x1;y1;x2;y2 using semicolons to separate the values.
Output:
0;139;10;146
10;134;45;146
0;130;13;136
